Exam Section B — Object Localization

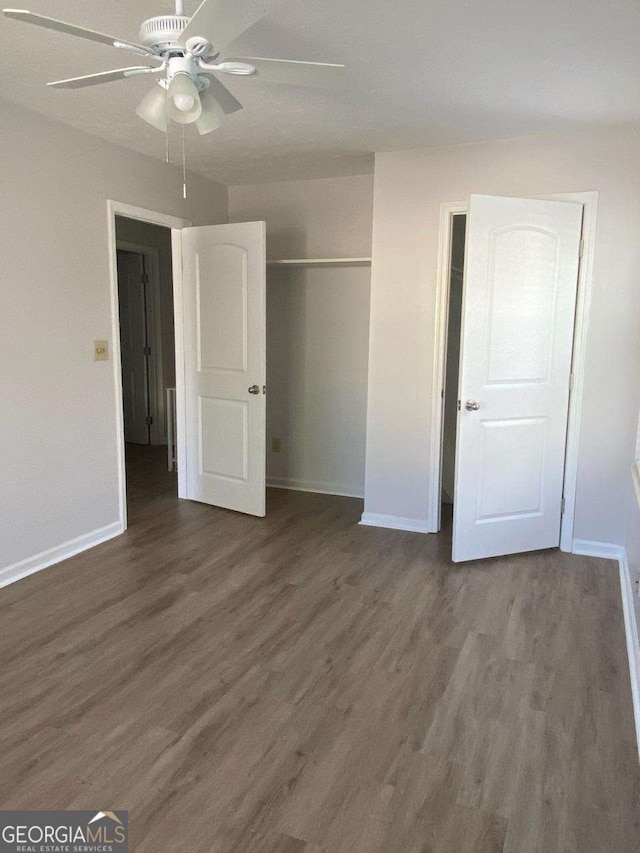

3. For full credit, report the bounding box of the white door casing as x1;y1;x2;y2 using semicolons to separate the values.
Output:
117;250;149;445
452;194;583;562
181;222;266;516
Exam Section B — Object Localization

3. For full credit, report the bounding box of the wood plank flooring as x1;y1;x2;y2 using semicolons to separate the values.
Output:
1;445;638;852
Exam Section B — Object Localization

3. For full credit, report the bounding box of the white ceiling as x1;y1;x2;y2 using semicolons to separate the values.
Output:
2;0;640;184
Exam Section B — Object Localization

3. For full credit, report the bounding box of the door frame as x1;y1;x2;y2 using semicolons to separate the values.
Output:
116;240;164;445
107;200;191;531
428;191;599;554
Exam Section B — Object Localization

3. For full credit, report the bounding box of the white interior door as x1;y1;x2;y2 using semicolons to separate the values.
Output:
117;250;149;445
181;221;266;516
452;194;582;562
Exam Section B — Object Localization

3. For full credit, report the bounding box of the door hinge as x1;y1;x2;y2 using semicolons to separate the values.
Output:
568;372;574;393
561;496;565;515
262;385;266;394
457;400;461;411
146;416;153;426
441;388;444;399
143;346;151;357
141;273;149;285
578;239;584;259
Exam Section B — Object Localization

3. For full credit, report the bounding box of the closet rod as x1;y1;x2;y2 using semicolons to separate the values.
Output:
267;258;371;267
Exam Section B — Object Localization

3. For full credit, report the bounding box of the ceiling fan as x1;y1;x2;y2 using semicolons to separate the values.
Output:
2;0;345;135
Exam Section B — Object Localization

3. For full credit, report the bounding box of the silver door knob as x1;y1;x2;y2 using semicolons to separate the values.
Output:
248;385;260;395
465;399;480;411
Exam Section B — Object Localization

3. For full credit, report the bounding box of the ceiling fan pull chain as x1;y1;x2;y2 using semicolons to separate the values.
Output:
182;125;188;199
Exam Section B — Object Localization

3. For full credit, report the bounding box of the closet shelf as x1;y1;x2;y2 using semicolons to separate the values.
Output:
267;257;372;267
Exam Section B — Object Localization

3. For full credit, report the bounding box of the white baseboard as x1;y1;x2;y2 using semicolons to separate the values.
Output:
0;521;125;590
267;477;363;500
571;539;626;560
572;539;640;759
617;548;640;761
359;512;431;534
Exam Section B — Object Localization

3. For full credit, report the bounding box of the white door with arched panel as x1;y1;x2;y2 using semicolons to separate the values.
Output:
452;195;582;562
181;221;266;516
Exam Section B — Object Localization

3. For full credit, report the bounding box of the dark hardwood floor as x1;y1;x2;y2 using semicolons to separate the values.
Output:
1;445;638;852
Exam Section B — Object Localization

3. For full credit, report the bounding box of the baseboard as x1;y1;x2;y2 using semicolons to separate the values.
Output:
267;477;363;500
0;521;125;590
559;538;640;758
617;548;640;760
571;538;626;560
359;512;431;534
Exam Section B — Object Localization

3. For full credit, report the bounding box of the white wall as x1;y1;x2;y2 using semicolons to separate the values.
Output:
229;174;374;259
365;124;640;545
0;99;227;579
229;176;373;497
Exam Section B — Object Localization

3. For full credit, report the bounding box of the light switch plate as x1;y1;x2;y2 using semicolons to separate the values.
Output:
94;340;109;361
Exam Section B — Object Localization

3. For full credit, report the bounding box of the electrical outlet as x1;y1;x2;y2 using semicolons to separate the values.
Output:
271;437;282;453
94;340;109;361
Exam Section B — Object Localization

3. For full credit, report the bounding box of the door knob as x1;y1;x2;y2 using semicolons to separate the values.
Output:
248;385;260;395
465;399;480;411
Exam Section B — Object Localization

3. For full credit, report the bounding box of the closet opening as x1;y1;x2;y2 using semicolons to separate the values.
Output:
440;213;466;522
266;262;371;502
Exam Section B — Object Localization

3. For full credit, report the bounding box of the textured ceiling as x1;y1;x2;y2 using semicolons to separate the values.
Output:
2;0;640;184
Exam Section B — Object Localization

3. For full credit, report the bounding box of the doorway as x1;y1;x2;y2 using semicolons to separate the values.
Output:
115;215;177;505
430;192;598;560
108;201;191;531
441;214;466;512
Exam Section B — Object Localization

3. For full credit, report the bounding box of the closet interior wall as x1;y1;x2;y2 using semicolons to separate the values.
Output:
228;175;374;499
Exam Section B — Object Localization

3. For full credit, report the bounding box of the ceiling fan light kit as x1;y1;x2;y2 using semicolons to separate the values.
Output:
135;83;169;132
165;65;204;124
195;91;227;135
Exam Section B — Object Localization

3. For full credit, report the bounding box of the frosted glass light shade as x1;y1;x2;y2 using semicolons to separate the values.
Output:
166;73;202;124
196;91;226;135
136;84;168;132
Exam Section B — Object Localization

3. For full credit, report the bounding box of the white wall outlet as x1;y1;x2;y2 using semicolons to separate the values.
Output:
94;340;109;361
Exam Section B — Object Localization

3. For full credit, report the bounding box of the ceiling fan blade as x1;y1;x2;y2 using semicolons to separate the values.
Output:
3;9;157;57
222;56;346;87
178;0;265;53
48;67;160;90
207;75;243;115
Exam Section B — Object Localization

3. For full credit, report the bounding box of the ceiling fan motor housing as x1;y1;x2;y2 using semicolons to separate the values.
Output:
139;16;190;52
